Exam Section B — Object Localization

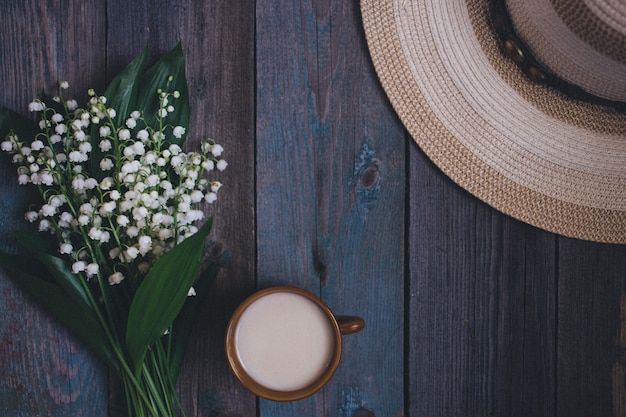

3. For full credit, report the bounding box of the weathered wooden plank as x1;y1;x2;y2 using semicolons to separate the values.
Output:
407;148;557;417
500;226;557;417
105;0;182;75
0;1;109;416
256;0;405;415
178;1;257;416
317;1;405;416
557;239;626;417
105;1;257;416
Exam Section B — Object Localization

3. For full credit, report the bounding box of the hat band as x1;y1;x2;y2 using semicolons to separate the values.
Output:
492;0;626;112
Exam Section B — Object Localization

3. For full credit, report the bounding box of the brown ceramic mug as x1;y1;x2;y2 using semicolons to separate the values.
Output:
224;286;365;401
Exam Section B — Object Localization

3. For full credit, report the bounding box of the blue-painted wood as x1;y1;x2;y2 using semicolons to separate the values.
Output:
255;0;404;415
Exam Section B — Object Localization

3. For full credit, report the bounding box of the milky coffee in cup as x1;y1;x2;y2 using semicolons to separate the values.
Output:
225;286;364;401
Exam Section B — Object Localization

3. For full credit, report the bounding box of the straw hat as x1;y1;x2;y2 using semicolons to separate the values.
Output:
360;0;626;243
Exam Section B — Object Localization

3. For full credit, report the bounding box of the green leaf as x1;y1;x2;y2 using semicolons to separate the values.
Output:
125;217;213;375
102;46;150;126
40;92;66;115
131;42;190;146
168;262;219;381
14;230;90;308
0;250;120;375
0;107;39;140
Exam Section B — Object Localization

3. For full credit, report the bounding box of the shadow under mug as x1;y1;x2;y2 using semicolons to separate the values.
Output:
224;286;365;401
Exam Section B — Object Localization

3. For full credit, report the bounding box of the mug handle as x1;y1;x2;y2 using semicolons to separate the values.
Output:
335;315;365;335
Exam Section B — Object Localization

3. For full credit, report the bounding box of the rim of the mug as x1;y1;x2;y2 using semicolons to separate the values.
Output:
224;286;343;402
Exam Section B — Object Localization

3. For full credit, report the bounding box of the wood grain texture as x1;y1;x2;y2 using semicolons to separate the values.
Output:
178;1;257;416
255;0;405;416
0;2;109;416
407;148;557;417
557;240;626;417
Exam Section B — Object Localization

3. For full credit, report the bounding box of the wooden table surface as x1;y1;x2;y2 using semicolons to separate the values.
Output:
1;1;626;416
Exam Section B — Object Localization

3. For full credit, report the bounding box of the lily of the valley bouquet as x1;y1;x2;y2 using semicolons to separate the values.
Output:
0;44;225;417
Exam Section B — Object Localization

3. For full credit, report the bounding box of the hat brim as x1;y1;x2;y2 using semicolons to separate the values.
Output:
360;0;626;243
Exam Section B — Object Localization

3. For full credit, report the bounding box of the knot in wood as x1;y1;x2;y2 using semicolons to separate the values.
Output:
205;241;231;266
359;165;380;189
208;241;226;258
